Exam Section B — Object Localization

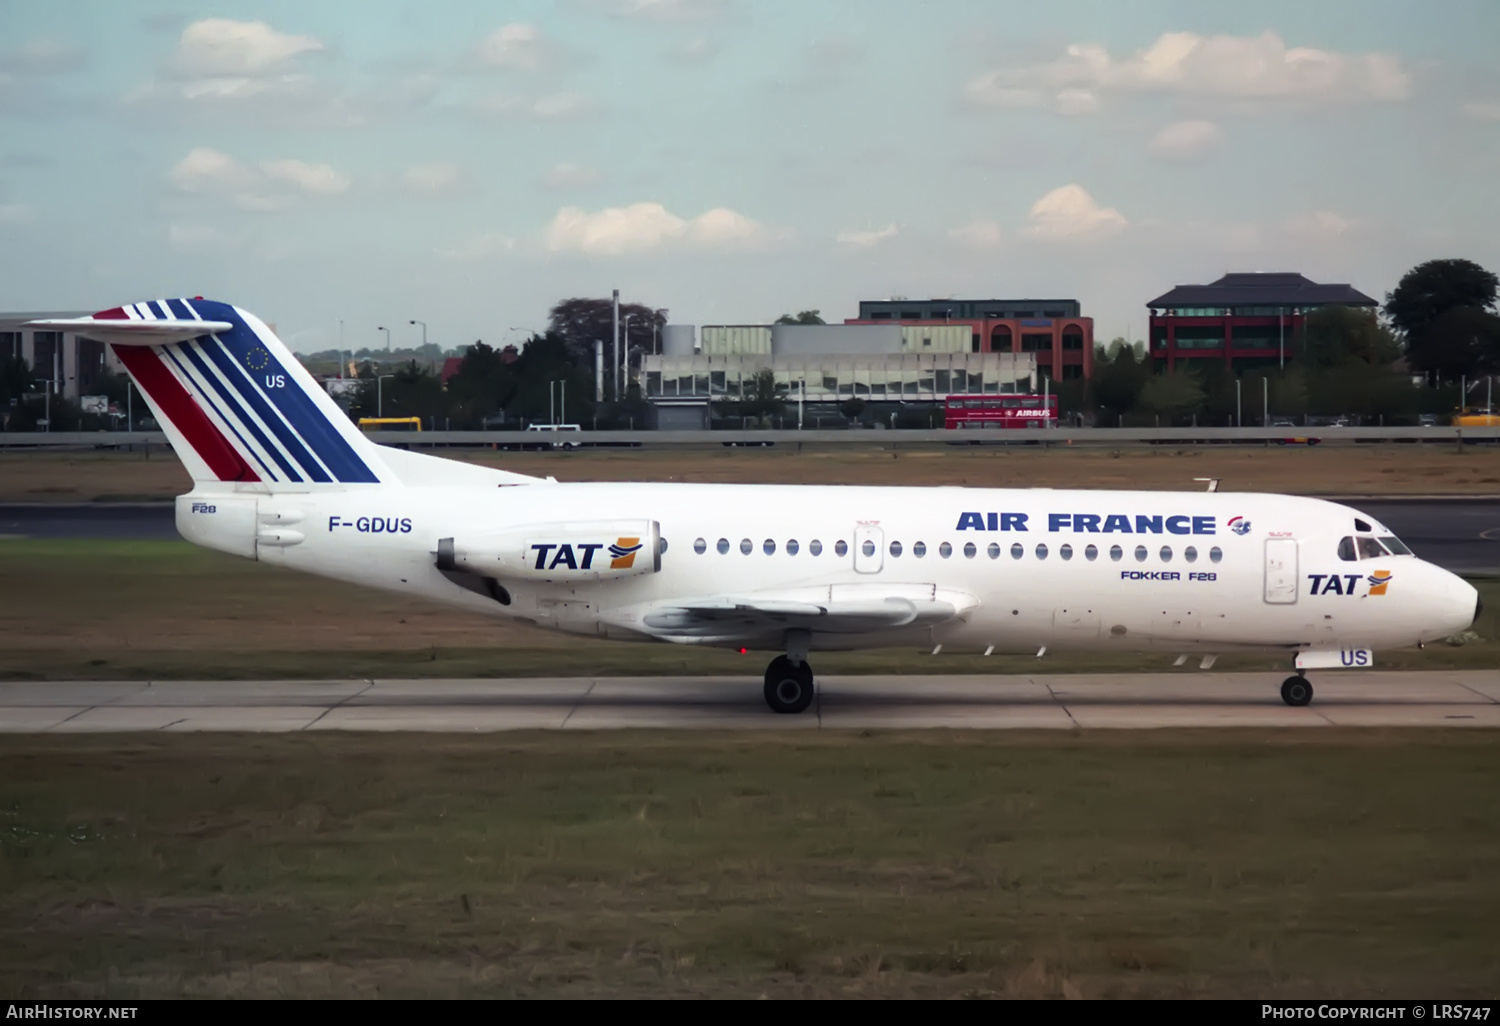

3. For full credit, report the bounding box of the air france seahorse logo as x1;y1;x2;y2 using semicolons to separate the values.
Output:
1228;516;1252;536
609;538;644;569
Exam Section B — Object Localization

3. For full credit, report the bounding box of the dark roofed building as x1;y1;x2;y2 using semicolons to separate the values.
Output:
1146;272;1378;373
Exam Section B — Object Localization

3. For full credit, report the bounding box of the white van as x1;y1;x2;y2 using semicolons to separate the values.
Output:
523;423;582;449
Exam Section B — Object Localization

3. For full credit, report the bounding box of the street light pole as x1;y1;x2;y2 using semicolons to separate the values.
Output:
409;319;427;351
621;314;634;399
377;326;391;352
377;374;394;418
1235;378;1241;428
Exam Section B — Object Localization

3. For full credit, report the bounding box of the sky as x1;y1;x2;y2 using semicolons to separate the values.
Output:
1;0;1497;353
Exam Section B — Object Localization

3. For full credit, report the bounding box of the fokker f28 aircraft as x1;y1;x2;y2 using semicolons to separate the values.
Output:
31;300;1481;714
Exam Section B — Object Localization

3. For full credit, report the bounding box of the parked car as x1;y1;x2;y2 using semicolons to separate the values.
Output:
523;423;582;449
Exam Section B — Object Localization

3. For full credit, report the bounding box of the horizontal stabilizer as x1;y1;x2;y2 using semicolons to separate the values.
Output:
23;317;233;345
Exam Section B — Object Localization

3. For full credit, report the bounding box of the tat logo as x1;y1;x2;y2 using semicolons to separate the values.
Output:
1228;516;1252;536
1367;570;1392;596
609;537;644;569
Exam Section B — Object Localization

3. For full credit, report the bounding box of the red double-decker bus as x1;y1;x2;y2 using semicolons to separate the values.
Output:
944;393;1057;429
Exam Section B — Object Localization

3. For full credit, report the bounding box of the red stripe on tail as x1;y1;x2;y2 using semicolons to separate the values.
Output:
114;345;259;482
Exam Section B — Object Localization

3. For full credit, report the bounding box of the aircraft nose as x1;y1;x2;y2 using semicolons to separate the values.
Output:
1474;591;1484;628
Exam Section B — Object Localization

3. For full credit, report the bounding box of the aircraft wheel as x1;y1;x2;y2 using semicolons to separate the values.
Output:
764;656;815;714
1281;675;1313;707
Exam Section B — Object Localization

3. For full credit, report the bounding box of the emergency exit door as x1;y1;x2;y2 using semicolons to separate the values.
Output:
1264;538;1299;604
853;524;884;574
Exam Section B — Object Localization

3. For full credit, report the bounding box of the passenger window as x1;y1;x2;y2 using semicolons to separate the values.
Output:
939;542;953;559
717;538;729;555
787;539;799;556
1134;545;1148;562
835;540;848;557
1209;546;1223;563
1110;545;1123;562
694;538;706;555
1184;546;1197;563
1010;543;1023;560
1358;537;1385;560
988;542;1001;559
1337;537;1357;561
1059;543;1073;561
964;542;976;558
861;540;875;557
1379;536;1412;556
890;540;903;557
1160;545;1172;562
1035;543;1049;560
740;538;753;555
763;539;776;555
810;539;823;556
1084;544;1098;561
913;541;927;558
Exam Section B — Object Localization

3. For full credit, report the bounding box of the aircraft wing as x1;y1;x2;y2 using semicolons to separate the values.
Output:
613;584;979;642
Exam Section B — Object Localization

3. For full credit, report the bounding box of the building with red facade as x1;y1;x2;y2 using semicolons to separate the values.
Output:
847;297;1094;380
1146;273;1378;374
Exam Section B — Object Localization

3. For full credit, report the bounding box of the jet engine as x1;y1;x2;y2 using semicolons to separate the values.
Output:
436;519;661;584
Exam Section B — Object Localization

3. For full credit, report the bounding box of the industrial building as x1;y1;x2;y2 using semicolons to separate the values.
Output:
1145;272;1379;374
845;297;1093;380
0;310;122;400
644;322;1037;430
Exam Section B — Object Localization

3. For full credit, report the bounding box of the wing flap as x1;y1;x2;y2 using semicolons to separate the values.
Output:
626;586;978;640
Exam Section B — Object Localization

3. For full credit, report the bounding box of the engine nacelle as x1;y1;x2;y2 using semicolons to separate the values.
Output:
438;519;661;583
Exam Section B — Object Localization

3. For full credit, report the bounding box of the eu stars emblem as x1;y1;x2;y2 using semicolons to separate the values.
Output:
246;346;270;371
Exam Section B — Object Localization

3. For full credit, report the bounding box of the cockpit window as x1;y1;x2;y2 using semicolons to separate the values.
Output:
1337;537;1357;561
1358;536;1387;560
1354;518;1373;532
1379;535;1413;556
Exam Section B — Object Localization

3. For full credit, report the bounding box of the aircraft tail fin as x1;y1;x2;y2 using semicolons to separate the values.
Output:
29;299;395;488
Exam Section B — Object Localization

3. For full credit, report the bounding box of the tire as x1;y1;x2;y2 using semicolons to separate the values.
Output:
1281;676;1313;707
764;656;815;714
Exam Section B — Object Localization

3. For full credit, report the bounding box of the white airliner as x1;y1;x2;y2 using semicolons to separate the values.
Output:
31;300;1481;714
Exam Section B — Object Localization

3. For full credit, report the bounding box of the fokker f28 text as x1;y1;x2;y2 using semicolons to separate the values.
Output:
30;300;1481;713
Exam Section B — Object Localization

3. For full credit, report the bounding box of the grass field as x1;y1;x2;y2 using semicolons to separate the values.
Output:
2;731;1497;998
8;442;1500;503
1;538;1497;680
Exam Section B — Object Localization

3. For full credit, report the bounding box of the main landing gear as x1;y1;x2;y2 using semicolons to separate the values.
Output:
1280;674;1314;707
764;655;815;714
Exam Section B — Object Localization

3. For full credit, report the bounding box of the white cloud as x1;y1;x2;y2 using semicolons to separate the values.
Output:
403;163;469;196
169;19;323;78
0;202;36;224
836;224;898;248
948;219;1002;248
1148;120;1226;162
1023;185;1127;240
542;162;603;189
1055;88;1099;116
966;31;1412;115
260;158;349;195
1462;101;1500;122
543;201;776;255
476;23;549;71
168;147;349;211
591;0;731;21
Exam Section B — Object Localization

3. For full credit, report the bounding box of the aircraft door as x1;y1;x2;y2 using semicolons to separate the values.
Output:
853;524;884;574
1264;538;1299;604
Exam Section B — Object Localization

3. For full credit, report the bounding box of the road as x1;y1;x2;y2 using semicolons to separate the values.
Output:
2;672;1498;732
4;500;1500;572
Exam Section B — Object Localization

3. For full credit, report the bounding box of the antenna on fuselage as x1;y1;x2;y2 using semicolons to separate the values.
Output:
1193;477;1220;493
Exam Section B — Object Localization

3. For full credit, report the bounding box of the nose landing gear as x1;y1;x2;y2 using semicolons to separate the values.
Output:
1280;674;1314;707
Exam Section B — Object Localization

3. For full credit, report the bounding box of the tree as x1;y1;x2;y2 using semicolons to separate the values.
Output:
1413;307;1500;384
714;368;784;426
547;297;668;371
1089;342;1148;425
1385;259;1499;343
838;396;866;423
502;332;595;426
1135;371;1206;425
775;310;825;325
444;341;514;428
1302;307;1401;370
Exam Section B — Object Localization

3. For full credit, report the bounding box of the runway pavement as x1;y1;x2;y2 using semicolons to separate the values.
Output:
3;672;1499;732
4;500;1500;572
